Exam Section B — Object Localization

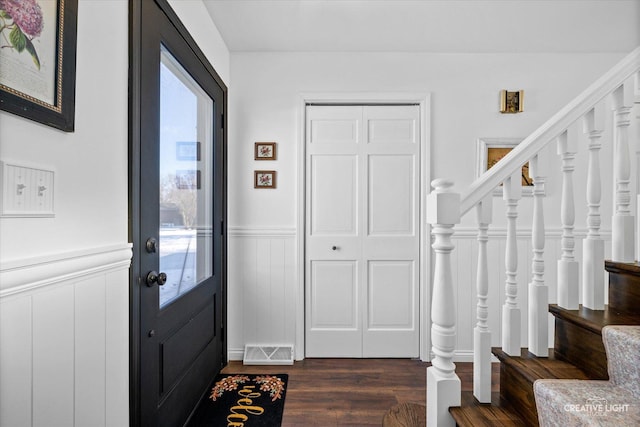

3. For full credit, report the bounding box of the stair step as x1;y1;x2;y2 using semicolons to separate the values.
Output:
549;304;640;379
605;261;640;314
492;347;590;426
449;392;525;427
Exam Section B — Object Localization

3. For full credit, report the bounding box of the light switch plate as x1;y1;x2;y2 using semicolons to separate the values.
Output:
1;161;55;217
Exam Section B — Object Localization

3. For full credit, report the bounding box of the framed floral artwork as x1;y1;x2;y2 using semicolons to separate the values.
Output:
0;0;78;132
254;170;276;189
255;142;276;160
476;137;535;196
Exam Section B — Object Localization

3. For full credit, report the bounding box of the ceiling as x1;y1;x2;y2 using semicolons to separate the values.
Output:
202;0;640;53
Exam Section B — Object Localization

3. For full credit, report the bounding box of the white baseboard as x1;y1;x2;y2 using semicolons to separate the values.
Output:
228;348;245;361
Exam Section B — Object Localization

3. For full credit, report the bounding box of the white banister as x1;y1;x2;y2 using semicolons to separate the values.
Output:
528;154;548;356
612;82;636;262
636;71;640;260
583;104;606;310
474;196;492;403
460;47;640;216
426;179;461;427
502;172;522;356
636;71;640;261
557;129;580;309
427;48;640;419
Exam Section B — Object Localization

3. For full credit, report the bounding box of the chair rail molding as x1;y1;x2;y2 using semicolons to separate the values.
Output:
0;243;133;297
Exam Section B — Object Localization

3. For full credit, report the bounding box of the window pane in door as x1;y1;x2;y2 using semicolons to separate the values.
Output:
158;45;214;308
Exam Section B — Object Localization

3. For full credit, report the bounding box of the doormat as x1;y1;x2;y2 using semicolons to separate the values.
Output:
188;374;288;427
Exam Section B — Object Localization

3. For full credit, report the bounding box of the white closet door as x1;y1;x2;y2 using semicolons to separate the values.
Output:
305;105;420;358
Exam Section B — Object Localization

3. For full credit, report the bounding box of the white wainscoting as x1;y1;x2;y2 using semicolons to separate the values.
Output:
227;226;613;363
228;227;298;361
446;228;611;362
0;244;132;427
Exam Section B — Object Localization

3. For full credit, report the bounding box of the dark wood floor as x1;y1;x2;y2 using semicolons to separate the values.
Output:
221;359;499;426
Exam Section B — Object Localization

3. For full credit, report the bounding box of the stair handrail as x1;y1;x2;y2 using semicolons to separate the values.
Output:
460;46;640;217
427;46;640;427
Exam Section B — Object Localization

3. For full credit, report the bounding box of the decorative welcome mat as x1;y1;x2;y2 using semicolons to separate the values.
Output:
188;374;288;426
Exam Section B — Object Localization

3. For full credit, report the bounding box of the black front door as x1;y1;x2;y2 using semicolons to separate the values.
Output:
131;1;227;426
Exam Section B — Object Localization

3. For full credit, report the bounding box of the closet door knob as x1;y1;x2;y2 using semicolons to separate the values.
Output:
332;246;338;251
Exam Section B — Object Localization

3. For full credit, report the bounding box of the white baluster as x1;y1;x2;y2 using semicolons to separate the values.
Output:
528;154;548;356
502;171;522;356
583;105;606;310
474;196;492;403
557;129;580;309
612;82;635;262
635;72;640;261
426;179;461;427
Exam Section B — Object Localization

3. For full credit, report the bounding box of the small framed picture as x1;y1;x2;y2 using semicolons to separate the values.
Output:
255;142;277;160
254;170;276;189
476;138;534;196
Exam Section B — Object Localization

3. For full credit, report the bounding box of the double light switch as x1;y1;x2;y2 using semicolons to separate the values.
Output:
1;161;55;217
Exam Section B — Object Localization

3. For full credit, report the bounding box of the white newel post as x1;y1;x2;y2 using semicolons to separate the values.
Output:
474;196;492;403
583;105;606;310
502;171;522;356
528;154;548;356
426;179;461;427
557;129;580;309
612;82;635;262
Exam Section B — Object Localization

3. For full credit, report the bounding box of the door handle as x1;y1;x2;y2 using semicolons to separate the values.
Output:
332;246;338;251
146;271;167;287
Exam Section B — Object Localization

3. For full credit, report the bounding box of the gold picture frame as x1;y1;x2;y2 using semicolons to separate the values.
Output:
476;138;535;196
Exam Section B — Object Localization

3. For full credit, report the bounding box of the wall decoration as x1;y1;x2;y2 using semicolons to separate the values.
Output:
500;90;524;114
255;142;277;160
0;0;78;132
476;137;534;196
254;170;276;189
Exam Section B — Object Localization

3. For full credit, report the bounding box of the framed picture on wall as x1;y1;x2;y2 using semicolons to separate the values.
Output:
476;137;535;196
255;142;277;160
254;170;276;189
0;0;79;132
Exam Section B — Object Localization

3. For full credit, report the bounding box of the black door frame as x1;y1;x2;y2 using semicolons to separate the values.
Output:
129;1;228;425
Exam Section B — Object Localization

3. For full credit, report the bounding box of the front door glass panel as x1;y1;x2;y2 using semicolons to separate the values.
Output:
159;45;213;308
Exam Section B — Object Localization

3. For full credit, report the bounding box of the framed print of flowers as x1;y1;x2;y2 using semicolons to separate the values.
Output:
254;170;276;189
0;0;78;132
255;142;277;160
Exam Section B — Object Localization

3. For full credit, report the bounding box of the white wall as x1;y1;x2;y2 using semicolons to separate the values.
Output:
0;0;231;424
0;0;231;423
169;0;230;86
0;1;129;262
0;1;131;425
226;51;629;359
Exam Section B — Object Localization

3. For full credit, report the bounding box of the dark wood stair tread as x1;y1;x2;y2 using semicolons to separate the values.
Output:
549;304;640;335
605;260;640;314
604;260;640;275
491;348;590;425
492;347;590;383
449;392;525;426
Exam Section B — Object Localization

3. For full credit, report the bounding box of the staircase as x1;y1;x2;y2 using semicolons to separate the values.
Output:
450;261;640;426
426;46;640;427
